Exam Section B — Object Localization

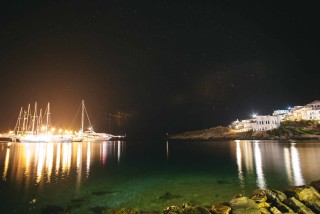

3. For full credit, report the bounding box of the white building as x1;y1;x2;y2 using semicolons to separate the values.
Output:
229;119;255;132
252;115;283;131
284;101;320;121
306;100;320;110
273;110;289;116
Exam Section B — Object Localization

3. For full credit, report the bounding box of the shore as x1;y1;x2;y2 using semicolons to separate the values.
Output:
169;121;320;141
96;180;320;213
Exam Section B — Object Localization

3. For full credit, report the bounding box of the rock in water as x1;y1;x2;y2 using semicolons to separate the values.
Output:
164;205;210;214
259;207;271;214
159;192;182;201
284;197;314;214
211;204;231;214
269;206;281;214
229;196;260;214
251;188;293;213
285;185;320;212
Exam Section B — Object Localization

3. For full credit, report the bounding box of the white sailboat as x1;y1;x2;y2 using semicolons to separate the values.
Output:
77;100;113;142
17;102;71;143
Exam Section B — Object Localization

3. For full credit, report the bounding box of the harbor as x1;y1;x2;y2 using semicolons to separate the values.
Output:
0;100;125;143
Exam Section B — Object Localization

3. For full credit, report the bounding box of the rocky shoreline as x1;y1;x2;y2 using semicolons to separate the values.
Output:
101;180;320;214
168;123;320;141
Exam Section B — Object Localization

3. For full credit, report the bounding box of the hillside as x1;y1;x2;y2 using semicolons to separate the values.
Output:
169;120;320;140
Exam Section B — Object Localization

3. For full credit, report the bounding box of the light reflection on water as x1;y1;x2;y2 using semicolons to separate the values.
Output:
0;140;320;213
233;140;320;189
0;141;125;187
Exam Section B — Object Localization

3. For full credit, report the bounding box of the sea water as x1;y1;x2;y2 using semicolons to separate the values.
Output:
0;140;320;213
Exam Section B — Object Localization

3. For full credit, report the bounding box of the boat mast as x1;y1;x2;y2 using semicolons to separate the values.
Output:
31;102;37;134
37;108;42;134
25;104;31;132
46;102;50;134
83;101;94;132
22;110;26;133
14;107;23;134
81;100;84;134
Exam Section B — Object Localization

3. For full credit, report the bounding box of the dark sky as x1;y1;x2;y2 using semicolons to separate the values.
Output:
0;1;319;137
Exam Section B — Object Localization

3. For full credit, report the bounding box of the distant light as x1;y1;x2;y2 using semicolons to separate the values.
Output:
252;113;257;118
287;106;292;110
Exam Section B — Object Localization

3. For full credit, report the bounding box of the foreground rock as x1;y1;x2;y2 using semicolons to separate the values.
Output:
162;180;320;214
164;203;210;214
229;196;260;214
284;185;320;212
96;180;320;214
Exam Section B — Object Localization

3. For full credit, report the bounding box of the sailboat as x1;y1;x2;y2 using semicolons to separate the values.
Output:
75;100;113;142
17;102;71;143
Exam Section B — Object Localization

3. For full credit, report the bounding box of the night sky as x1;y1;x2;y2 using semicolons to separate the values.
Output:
0;1;319;138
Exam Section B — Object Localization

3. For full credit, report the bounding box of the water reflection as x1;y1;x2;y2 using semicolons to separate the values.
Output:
2;147;10;181
235;140;244;191
253;141;266;188
290;144;305;186
233;140;313;189
0;141;125;188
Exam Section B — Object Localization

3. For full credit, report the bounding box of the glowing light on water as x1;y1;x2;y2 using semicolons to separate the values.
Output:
0;141;124;190
2;147;10;181
243;141;254;173
36;144;45;183
45;143;54;182
55;144;61;175
283;144;305;186
235;140;244;190
291;144;305;186
254;141;266;188
284;148;293;184
86;142;91;178
117;141;121;163
76;143;82;191
62;143;69;174
166;141;169;160
76;144;82;171
24;147;31;176
102;142;107;165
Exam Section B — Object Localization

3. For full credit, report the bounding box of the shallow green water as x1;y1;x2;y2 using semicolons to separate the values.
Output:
0;140;320;213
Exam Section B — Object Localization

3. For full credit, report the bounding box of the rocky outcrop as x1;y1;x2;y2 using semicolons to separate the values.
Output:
211;204;231;214
250;188;294;213
162;182;320;214
284;185;320;213
169;120;320;140
284;197;314;214
94;181;320;214
228;196;260;214
164;203;210;214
